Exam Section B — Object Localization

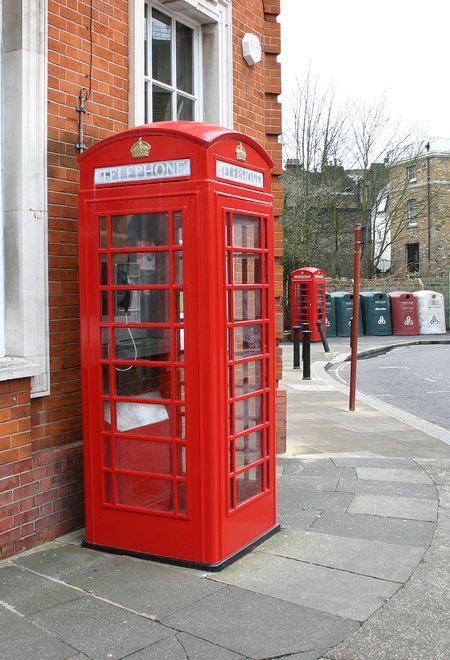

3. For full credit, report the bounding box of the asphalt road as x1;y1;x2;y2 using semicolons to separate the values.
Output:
330;344;450;431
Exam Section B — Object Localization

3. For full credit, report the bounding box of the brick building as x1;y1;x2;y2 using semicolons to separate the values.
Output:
387;139;450;274
0;0;283;560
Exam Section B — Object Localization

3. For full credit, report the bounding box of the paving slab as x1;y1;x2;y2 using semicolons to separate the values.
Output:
0;565;83;616
56;552;225;618
332;457;425;470
276;506;323;531
348;494;438;521
355;467;433;484
15;544;112;580
31;596;171;660
278;475;341;490
259;529;425;582
125;632;245;659
337;477;437;500
163;585;358;659
211;552;399;621
310;510;434;547
325;478;450;660
277;483;354;513
0;606;79;660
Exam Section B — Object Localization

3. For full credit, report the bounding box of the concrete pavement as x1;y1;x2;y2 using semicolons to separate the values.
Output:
1;336;450;659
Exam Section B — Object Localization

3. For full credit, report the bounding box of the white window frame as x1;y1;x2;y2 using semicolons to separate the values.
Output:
407;198;418;227
144;4;201;123
129;0;233;128
407;165;417;183
1;0;49;394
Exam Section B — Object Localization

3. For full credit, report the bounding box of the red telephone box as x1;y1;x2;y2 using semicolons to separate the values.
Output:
77;122;278;569
290;267;326;341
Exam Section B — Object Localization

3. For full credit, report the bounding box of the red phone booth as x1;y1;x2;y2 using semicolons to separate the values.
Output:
290;267;326;341
78;122;278;569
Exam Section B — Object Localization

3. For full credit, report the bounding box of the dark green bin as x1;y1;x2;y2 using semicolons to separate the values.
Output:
332;292;363;337
360;292;392;335
325;293;337;337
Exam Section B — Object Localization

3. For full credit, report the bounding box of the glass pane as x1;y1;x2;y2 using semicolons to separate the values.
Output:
233;254;261;284
176;329;185;362
112;214;169;247
100;254;108;285
104;473;113;503
235;396;262;434
114;290;170;324
174;211;183;245
105;400;171;436
152;9;172;85
103;437;112;468
175;406;186;439
234;361;263;396
176;367;185;400
233;215;260;248
234;325;262;358
175;290;184;323
102;328;109;358
177;95;194;120
117;474;173;511
102;365;110;394
116;438;171;473
115;365;171;399
101;292;109;321
176;22;193;93
113;253;169;285
234;290;261;321
175;251;183;284
177;480;187;513
177;445;186;475
236;466;262;505
114;328;171;362
100;217;107;248
235;431;262;469
153;85;172;122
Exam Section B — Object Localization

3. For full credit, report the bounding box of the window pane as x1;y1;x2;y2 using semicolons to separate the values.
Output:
174;211;183;245
112;214;169;247
116;438;171;473
153;85;173;121
105;400;171;436
114;290;170;324
234;290;261;321
233;254;261;284
117;474;173;511
114;327;171;362
235;395;262;433
176;22;193;93
113;253;170;285
115;365;171;399
234;325;262;358
236;466;262;505
235;431;262;469
233;215;260;248
177;95;194;120
152;9;172;85
234;361;263;396
100;216;107;248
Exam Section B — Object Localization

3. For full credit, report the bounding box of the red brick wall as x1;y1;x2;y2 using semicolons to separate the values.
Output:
0;378;84;559
232;0;285;448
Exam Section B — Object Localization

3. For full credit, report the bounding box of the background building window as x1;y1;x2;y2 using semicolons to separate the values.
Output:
406;243;419;272
407;198;418;226
407;165;417;182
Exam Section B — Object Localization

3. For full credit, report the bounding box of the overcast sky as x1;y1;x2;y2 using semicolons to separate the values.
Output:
279;0;450;140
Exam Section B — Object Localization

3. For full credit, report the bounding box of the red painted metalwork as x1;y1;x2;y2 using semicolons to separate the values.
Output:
290;267;326;341
78;122;277;568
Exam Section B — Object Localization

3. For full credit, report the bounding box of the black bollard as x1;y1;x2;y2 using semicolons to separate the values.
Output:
302;327;312;380
292;326;301;369
316;321;330;353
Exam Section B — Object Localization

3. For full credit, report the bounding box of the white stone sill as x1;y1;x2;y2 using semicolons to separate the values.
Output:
0;357;41;382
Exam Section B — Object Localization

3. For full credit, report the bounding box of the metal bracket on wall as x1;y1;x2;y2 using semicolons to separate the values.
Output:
76;88;88;152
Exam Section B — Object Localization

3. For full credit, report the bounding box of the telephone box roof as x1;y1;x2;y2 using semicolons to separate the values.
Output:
78;121;273;167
